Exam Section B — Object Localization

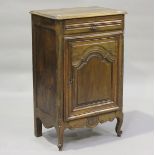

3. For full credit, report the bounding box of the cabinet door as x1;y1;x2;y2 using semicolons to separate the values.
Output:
64;33;123;121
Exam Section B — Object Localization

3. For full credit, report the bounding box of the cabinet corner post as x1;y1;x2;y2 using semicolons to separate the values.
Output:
55;20;64;150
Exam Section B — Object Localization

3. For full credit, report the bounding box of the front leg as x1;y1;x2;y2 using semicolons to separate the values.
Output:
56;122;64;151
115;112;123;137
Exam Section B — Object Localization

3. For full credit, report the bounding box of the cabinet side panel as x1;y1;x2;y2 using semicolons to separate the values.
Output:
32;15;57;124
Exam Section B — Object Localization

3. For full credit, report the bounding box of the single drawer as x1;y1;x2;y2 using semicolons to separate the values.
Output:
64;15;124;34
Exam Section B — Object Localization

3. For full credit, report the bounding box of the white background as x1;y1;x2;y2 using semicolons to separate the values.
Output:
0;0;153;154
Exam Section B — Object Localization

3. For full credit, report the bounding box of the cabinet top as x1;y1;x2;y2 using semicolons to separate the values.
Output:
30;6;127;20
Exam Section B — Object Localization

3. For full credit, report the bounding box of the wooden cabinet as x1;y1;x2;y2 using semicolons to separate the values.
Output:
30;7;126;151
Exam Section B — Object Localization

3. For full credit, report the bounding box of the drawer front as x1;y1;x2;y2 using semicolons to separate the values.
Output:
64;32;123;121
64;15;124;34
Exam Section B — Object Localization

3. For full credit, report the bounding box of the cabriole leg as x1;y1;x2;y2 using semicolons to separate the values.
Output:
115;112;123;137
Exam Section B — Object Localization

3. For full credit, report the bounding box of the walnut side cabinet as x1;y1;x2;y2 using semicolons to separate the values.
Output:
30;7;126;151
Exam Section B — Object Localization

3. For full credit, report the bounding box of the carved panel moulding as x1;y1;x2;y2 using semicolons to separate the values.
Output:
77;98;112;106
72;45;116;68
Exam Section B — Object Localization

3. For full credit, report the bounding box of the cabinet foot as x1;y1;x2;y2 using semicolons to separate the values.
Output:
115;114;123;137
34;117;42;137
58;144;63;151
56;125;64;151
116;130;122;137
